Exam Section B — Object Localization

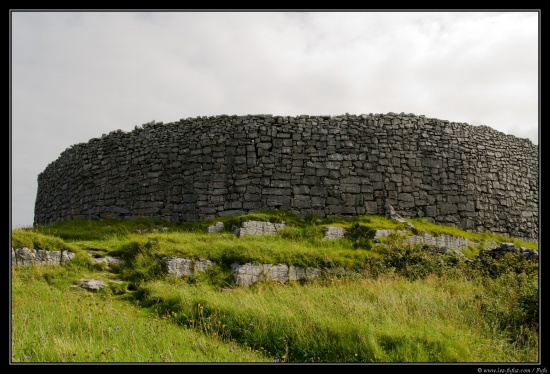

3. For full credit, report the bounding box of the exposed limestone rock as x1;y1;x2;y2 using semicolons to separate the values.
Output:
163;257;193;278
374;230;475;250
231;262;322;287
374;229;409;239
88;252;125;270
11;247;75;267
405;233;474;249
207;222;225;233
71;279;107;291
479;242;538;261
163;257;215;278
323;226;346;240
289;266;323;281
238;221;286;237
520;247;539;261
384;202;415;230
195;258;215;272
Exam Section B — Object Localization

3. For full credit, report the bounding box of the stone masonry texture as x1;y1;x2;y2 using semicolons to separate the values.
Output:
34;113;539;240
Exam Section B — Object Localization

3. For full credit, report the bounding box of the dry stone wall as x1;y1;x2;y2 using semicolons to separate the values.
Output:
34;113;539;240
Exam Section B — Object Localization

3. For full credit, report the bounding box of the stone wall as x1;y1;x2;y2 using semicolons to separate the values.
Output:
34;113;539;240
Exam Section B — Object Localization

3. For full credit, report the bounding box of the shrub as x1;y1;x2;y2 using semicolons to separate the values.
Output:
344;223;375;250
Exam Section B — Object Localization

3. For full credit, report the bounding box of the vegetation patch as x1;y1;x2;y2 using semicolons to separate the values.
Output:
11;210;539;363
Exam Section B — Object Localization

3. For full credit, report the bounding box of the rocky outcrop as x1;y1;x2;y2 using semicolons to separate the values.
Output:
71;279;107;291
323;226;347;240
161;257;323;286
384;202;415;230
162;257;215;278
230;263;323;287
374;229;409;239
15;246;538;288
236;221;286;237
11;247;75;267
405;233;475;250
374;230;475;250
87;252;126;270
479;242;539;261
207;222;225;233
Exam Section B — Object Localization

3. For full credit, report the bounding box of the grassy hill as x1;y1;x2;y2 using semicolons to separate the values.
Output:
10;211;539;363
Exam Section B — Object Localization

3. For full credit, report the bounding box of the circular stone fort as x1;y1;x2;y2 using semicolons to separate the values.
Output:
34;113;539;241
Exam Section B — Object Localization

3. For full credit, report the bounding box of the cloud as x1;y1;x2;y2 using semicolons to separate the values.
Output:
10;11;539;228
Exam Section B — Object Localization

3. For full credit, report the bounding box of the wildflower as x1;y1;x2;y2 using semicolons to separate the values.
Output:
114;327;120;331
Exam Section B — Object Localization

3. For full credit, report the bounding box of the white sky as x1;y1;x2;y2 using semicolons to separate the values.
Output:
10;10;540;228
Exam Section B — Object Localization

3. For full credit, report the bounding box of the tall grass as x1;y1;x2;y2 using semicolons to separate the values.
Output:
134;272;538;363
11;266;271;363
11;211;539;363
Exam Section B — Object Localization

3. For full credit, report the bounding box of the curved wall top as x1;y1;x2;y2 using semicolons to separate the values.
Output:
34;113;539;240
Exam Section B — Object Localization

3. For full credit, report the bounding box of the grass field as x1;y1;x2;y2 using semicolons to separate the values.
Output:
10;211;539;363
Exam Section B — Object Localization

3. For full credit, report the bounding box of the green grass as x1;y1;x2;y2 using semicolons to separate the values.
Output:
11;210;539;363
11;266;270;363
136;273;538;362
11;230;78;252
407;217;539;250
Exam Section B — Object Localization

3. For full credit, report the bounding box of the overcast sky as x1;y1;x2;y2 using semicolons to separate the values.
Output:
10;10;539;228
